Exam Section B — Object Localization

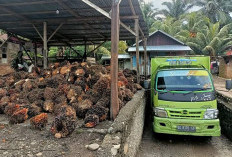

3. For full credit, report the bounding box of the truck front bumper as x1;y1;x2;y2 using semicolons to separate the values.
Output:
153;117;221;136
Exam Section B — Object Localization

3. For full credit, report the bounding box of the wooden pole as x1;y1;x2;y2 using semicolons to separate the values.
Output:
143;38;147;79
34;42;37;66
84;38;87;61
135;19;140;83
43;21;48;69
130;55;133;69
110;0;120;120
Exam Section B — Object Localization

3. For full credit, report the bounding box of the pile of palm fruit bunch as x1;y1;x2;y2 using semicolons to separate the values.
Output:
0;61;142;138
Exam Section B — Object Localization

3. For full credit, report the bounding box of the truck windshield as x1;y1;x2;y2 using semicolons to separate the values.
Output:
156;70;213;91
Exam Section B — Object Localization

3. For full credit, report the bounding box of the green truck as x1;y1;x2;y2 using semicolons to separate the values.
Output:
150;56;221;136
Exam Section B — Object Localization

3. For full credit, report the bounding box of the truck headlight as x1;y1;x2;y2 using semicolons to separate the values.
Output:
204;109;218;119
153;107;168;118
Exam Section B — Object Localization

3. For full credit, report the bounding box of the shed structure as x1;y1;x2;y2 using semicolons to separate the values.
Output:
0;0;149;119
128;30;192;75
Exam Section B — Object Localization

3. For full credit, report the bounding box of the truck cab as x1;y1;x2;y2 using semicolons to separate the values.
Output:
151;56;221;136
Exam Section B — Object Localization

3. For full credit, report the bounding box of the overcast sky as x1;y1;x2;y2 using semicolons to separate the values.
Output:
144;0;171;9
143;0;201;12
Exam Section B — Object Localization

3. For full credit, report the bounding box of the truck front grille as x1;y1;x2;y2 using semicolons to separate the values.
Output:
168;109;203;119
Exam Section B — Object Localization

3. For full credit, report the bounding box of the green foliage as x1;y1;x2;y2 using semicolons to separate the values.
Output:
148;6;232;56
140;0;158;30
193;0;232;25
159;0;194;20
48;47;58;57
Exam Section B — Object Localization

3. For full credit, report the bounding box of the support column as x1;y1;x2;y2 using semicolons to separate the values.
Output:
84;39;87;61
110;0;120;120
43;22;48;69
34;42;37;66
130;55;133;69
143;38;147;79
135;19;140;83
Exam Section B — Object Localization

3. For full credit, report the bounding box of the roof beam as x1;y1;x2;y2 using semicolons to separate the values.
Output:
0;15;137;25
81;0;136;36
88;41;106;53
0;6;29;22
0;6;140;17
48;23;64;42
128;0;145;38
0;0;68;6
32;24;43;41
55;0;105;39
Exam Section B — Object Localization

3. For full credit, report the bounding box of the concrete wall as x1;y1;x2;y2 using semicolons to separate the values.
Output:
98;89;146;157
217;91;232;141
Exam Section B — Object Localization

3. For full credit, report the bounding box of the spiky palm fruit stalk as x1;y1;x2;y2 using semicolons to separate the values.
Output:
9;108;28;124
75;77;86;91
75;68;85;77
27;89;44;103
86;105;109;122
4;103;20;116
9;93;20;102
44;87;57;101
27;103;41;118
22;80;37;92
5;75;15;87
30;113;48;130
0;88;7;99
93;75;110;96
50;106;77;138
72;99;93;118
43;100;55;113
95;97;110;108
85;89;101;104
60;66;70;75
52;67;61;76
126;83;137;94
0;102;7;114
124;88;134;101
84;114;99;128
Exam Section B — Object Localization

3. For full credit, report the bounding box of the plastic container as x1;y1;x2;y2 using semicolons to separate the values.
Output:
226;79;232;90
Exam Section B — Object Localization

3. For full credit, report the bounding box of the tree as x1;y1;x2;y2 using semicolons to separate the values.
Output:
193;0;232;24
159;0;194;19
186;22;232;56
150;17;182;36
140;0;158;31
175;12;209;43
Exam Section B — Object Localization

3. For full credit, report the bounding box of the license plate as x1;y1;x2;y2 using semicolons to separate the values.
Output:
177;126;196;132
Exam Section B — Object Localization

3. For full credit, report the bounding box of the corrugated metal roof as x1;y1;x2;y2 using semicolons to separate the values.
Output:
0;0;148;46
128;45;192;52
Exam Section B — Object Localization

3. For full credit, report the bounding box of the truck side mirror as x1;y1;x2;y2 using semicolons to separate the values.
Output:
226;79;232;91
144;79;151;89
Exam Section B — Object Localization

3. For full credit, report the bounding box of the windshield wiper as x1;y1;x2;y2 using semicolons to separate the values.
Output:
158;89;185;94
184;88;212;95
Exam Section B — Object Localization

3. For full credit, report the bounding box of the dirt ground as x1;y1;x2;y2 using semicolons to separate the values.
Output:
137;122;232;157
0;114;112;157
0;65;14;76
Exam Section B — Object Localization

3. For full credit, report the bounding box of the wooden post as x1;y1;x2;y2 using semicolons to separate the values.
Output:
143;38;147;79
130;55;133;69
43;21;48;69
84;38;87;61
135;19;140;83
110;0;120;120
34;42;37;66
